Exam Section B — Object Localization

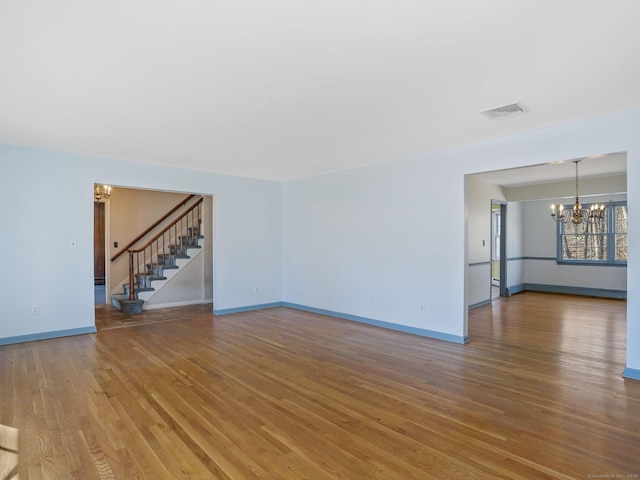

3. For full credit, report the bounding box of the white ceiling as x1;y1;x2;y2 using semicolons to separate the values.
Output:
471;152;627;188
1;1;639;181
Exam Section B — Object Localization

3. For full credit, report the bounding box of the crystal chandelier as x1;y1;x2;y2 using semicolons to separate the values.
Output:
94;184;112;201
550;160;605;225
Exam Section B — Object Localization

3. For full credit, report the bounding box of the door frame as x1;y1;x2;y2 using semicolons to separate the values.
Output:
94;194;111;306
490;199;507;300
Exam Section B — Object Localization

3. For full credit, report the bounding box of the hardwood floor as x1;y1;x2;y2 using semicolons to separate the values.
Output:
1;293;639;479
95;303;214;331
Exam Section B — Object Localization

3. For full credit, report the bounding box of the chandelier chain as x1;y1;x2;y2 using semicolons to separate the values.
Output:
550;160;605;227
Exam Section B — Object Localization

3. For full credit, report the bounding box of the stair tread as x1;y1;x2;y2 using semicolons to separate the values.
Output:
113;229;203;313
120;286;155;293
135;274;167;281
111;220;204;313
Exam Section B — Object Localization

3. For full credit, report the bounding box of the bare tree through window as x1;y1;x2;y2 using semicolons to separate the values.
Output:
558;202;627;263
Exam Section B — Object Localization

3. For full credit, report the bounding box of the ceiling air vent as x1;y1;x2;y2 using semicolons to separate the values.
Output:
480;102;528;120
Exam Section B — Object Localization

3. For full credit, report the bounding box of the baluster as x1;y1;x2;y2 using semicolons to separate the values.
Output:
143;248;146;288
121;197;206;311
128;251;135;301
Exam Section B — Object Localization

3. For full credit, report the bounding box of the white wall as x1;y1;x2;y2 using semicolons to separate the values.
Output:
283;158;467;340
466;176;506;306
2;109;639;373
283;108;640;371
506;201;525;289
145;252;206;308
505;174;627;202
0;145;283;340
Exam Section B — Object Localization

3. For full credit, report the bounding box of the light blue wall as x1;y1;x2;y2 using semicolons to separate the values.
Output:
282;109;640;372
283;155;468;339
520;196;627;291
3;109;640;374
0;145;283;341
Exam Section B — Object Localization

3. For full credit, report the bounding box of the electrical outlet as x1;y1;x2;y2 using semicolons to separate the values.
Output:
32;305;39;315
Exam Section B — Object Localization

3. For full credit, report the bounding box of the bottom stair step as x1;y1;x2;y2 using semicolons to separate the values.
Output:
123;284;154;296
111;295;144;314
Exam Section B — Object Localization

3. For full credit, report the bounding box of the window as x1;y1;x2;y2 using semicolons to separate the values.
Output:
492;210;501;260
614;203;628;261
557;202;627;264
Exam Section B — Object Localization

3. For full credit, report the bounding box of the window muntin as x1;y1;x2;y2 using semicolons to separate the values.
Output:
614;204;628;262
558;202;627;264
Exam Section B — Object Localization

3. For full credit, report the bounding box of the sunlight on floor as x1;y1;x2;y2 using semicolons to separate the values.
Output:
0;424;18;480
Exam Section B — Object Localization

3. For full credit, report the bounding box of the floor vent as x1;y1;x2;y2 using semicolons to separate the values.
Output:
480;102;528;120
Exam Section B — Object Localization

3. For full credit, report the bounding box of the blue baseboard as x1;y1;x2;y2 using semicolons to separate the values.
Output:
213;301;468;344
283;302;469;344
213;302;284;315
468;299;491;309
506;283;526;296
623;367;640;381
523;283;626;299
0;326;97;346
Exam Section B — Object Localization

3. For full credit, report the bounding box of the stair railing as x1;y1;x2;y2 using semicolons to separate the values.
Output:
127;196;204;301
112;194;196;262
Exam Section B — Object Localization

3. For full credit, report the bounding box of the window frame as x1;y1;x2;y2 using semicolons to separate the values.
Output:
492;209;501;261
556;201;627;266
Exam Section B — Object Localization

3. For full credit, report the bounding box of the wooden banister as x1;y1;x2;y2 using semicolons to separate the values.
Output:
131;197;203;254
126;196;204;302
111;194;196;262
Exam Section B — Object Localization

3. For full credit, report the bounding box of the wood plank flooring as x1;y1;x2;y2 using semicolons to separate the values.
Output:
1;292;639;479
94;303;214;331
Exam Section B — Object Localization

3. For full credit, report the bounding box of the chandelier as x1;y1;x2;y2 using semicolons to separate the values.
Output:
94;184;112;201
550;160;605;226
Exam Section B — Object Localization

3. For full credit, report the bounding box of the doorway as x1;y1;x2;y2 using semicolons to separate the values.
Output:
94;201;107;305
490;200;506;301
93;186;215;325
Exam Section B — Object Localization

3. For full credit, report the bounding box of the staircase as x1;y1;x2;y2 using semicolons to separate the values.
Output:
111;196;204;314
